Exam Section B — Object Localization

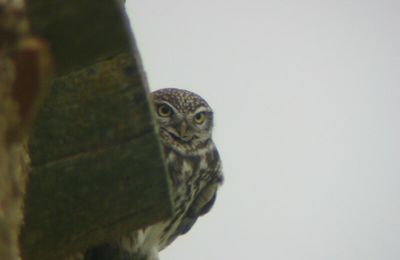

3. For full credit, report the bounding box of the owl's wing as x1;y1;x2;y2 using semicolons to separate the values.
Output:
176;157;223;236
177;182;219;235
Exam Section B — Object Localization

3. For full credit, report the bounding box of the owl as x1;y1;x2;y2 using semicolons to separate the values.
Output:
83;88;223;260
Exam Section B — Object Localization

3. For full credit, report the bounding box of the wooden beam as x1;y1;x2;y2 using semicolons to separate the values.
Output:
20;1;172;259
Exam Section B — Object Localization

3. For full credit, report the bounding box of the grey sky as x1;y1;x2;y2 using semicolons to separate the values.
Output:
126;1;400;259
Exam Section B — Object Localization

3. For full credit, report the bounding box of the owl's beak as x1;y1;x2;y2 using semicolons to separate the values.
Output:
179;122;191;141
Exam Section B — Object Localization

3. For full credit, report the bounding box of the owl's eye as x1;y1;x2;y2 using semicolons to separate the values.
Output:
194;112;206;124
157;104;173;117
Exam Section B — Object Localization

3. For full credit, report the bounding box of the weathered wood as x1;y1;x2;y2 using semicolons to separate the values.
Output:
27;54;153;166
26;0;131;75
20;0;172;259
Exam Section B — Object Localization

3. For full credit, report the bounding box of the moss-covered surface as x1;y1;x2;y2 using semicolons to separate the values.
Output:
20;1;172;259
26;0;131;75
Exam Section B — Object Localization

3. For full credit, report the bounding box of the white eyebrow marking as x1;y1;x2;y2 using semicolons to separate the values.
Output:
193;106;212;114
155;100;179;113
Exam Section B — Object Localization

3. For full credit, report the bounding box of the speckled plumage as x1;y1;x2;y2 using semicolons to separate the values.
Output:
80;88;223;260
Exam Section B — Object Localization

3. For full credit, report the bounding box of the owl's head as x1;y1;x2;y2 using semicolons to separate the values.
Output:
151;88;214;152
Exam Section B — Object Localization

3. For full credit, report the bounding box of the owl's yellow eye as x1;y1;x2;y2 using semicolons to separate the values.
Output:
194;112;206;124
157;104;173;117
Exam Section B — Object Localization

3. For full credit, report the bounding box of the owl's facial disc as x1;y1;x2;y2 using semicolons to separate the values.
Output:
154;102;212;145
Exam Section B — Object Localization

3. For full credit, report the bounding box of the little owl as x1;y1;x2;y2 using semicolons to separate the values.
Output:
81;88;223;260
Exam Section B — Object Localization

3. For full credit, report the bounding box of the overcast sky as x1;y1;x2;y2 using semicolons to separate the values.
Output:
125;1;400;259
